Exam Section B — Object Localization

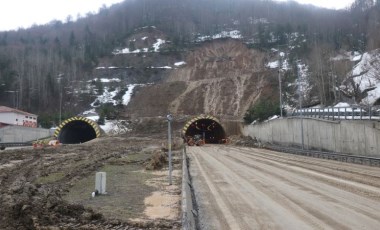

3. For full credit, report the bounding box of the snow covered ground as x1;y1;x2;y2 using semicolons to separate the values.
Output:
82;83;143;134
90;83;143;108
266;51;290;70
100;120;130;135
331;51;362;62
350;50;380;105
90;87;121;107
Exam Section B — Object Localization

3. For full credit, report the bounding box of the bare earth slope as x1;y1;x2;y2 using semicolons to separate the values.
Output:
189;145;380;230
126;39;275;119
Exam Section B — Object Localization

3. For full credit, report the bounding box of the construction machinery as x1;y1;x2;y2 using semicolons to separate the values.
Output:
187;134;205;146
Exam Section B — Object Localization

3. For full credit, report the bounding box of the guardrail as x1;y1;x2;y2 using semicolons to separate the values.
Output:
267;145;380;167
291;106;380;121
0;142;32;149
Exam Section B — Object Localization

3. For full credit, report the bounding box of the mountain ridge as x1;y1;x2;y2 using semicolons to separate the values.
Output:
0;0;379;126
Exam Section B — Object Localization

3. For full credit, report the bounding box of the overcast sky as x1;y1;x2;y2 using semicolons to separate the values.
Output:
0;0;356;32
277;0;355;9
0;0;124;32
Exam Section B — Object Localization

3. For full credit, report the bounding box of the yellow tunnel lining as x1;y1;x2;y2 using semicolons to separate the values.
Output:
54;116;101;138
182;115;221;136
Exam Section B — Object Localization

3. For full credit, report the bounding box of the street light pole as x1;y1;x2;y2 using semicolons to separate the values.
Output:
278;55;283;117
57;74;64;125
276;42;288;118
59;88;62;125
166;114;173;185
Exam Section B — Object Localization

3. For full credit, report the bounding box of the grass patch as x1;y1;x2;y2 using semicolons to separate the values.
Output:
64;163;159;220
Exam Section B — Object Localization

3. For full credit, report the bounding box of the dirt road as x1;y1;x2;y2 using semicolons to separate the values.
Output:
188;145;380;230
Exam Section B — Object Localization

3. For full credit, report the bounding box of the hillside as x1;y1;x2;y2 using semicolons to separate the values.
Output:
126;39;273;119
1;0;380;126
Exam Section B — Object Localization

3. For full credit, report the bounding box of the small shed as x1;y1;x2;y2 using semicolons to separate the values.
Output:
0;106;38;128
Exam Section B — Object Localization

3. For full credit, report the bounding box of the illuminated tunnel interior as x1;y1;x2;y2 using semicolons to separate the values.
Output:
184;118;226;144
57;120;97;144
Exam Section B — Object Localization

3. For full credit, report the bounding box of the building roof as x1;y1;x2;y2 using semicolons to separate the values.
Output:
0;106;37;117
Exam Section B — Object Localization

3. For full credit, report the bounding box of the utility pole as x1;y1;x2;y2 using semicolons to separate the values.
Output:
167;114;173;185
276;41;289;118
278;49;283;117
297;61;305;150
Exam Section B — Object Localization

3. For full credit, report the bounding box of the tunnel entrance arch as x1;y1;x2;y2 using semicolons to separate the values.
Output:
182;115;226;144
54;117;101;144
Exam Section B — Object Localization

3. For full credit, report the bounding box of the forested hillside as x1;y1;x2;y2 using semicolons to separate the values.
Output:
0;0;379;124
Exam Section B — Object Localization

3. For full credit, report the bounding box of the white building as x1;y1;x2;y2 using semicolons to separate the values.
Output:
0;106;37;128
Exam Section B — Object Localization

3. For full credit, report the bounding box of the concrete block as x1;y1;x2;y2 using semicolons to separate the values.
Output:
95;172;107;194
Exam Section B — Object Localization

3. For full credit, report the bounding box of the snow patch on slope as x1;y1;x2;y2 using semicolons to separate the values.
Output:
350;50;380;104
196;30;242;42
331;51;362;62
91;87;120;107
88;78;121;83
100;120;130;135
113;38;166;54
174;61;186;66
123;84;142;106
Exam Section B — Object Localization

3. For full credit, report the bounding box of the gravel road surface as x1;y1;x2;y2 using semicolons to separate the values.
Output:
188;145;380;230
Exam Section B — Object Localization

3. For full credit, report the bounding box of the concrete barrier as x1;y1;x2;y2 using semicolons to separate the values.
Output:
0;126;52;143
182;146;198;230
243;117;380;157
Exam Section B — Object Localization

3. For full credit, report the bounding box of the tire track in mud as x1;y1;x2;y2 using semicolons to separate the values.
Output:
223;151;380;224
196;147;321;229
232;147;380;197
191;147;318;229
237;146;380;182
192;150;241;230
200;148;349;230
189;146;380;230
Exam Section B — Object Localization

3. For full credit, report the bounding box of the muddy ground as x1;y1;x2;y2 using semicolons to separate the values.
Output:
0;136;183;230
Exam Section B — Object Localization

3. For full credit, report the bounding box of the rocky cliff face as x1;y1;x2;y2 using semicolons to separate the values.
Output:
125;39;276;120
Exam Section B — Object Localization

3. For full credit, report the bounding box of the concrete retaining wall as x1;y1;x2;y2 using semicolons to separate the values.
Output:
221;120;243;136
0;126;52;143
243;117;380;157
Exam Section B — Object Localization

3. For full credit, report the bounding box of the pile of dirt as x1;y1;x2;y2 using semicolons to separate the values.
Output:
1;180;103;229
230;135;263;148
145;150;168;170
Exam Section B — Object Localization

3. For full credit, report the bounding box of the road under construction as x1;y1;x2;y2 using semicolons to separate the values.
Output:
188;145;380;230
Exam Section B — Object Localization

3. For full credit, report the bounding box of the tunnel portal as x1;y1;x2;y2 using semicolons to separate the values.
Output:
183;115;226;144
54;117;100;144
